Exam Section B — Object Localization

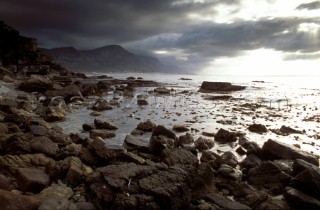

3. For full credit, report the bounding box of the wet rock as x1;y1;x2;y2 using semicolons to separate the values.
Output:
94;119;118;130
172;124;189;132
0;189;40;210
18;76;53;93
0;123;8;135
240;154;262;170
15;168;50;193
65;157;92;186
120;152;146;165
214;128;237;142
44;106;66;122
217;164;242;181
92;99;113;111
136;119;156;132
204;193;250;209
248;124;268;134
262;139;319;166
236;146;246;155
130;129;144;136
137;98;148;106
247;161;291;193
202;131;215;137
161;148;198;167
149;135;174;155
90;130;116;139
90;111;102;116
284;187;320;210
48;132;71;146
176;133;194;147
29;136;58;157
75;202;96;210
291;159;320;199
0;174;16;191
154;87;170;94
198;81;245;92
194;137;215;151
88;138;126;161
152;125;177;140
82;123;94;131
123;135;149;152
0;98;18;114
200;150;218;163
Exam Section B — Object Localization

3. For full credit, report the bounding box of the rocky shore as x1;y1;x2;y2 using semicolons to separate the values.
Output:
0;69;320;210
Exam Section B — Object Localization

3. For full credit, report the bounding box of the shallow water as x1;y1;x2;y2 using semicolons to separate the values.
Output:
54;73;320;157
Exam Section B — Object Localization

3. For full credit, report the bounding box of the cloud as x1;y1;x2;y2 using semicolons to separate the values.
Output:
296;1;320;10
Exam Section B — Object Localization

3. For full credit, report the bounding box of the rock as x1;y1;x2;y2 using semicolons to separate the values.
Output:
0;98;19;114
0;154;55;172
136;119;156;132
137;99;148;105
0;123;8;135
284;187;320;210
176;133;194;146
82;123;94;131
2;134;31;155
18;76;53;92
248;124;268;134
90;130;116;139
172;124;189;132
217;164;242;181
149;135;174;155
204;193;250;209
15;168;50;193
200;150;218;163
92;99;113;111
236;146;246;155
291;159;320;199
194;137;215;151
240;154;262;170
90;111;102;116
29;125;48;136
48;132;71;146
0;174;16;191
75;202;96;210
161;148;198;167
154;87;170;94
214;128;237;142
94;119;118;130
280;125;303;134
219;151;238;168
152;125;177;140
262;139;319;166
88;138;126;161
0;189;40;210
198;81;245;92
130;129;144;136
247;161;291;193
121;152;146;165
3;75;14;83
29;136;58;157
202;131;215;137
193;162;216;193
123;135;149;152
65;157;91;186
44;106;66;122
138;165;193;209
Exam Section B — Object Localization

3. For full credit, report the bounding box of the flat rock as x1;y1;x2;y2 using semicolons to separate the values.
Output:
123;135;149;152
90;130;116;139
198;81;245;92
88;138;126;161
29;136;58;157
172;124;189;132
94;119;118;130
262;139;319;166
151;125;177;140
204;193;250;209
161;148;198;167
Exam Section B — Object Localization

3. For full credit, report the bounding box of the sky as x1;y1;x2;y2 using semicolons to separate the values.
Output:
1;0;320;75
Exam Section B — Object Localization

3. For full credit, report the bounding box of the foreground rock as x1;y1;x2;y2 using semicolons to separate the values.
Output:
0;189;40;210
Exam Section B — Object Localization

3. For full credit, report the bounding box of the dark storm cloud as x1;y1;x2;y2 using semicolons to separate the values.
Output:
0;0;240;49
296;1;320;10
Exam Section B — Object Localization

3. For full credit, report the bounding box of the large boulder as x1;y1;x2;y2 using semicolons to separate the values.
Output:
123;135;149;152
198;81;245;92
262;139;319;166
161;148;198;167
149;135;174;155
29;136;58;157
151;125;177;140
284;187;320;210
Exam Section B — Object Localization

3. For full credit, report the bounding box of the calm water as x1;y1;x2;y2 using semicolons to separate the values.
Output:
54;73;320;156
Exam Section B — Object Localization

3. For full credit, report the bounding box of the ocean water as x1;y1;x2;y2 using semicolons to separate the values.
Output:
53;73;320;156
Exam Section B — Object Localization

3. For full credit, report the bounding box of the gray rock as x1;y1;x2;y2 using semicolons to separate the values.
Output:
219;151;238;168
136;119;156;132
248;124;268;134
161;148;198;167
284;187;320;209
2;134;31;155
15;168;50;193
177;132;194;146
92;99;113;111
217;164;242;181
29;125;48;136
89;138;126;161
94;119;117;130
123;135;149;152
90;130;116;139
240;154;262;170
214;128;237;142
262;139;319;166
151;125;177;140
172;124;189;132
149;135;174;155
198;81;246;92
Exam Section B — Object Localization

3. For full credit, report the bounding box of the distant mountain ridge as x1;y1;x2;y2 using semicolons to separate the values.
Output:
41;45;163;73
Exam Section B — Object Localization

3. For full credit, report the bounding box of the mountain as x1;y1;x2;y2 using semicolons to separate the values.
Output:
41;45;163;73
